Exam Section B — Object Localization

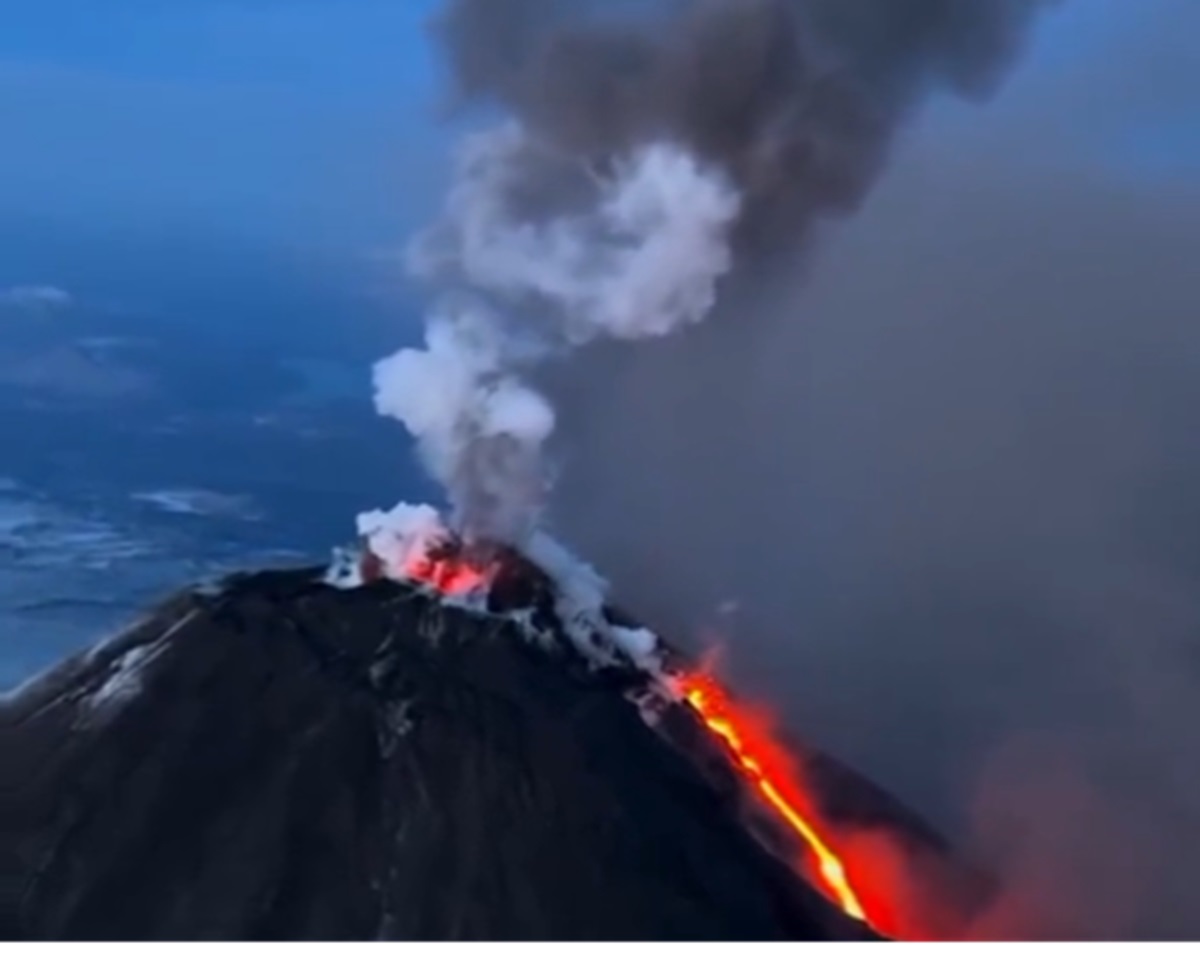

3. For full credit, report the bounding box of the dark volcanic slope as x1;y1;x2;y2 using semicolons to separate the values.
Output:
0;568;872;941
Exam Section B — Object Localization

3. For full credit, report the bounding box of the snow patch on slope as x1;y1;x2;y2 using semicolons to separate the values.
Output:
88;644;154;710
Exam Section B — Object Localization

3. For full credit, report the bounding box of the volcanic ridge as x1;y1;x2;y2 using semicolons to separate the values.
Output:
2;505;986;941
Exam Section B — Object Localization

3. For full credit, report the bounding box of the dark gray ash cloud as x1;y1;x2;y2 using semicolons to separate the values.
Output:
391;0;1054;544
433;0;1055;259
508;2;1200;937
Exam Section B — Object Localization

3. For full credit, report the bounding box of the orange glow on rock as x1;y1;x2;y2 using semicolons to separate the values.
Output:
403;551;491;597
374;540;888;934
677;671;871;927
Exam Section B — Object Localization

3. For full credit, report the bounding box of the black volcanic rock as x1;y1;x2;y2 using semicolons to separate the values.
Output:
0;568;876;941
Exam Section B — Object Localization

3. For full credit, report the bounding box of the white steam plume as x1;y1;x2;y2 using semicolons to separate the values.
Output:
372;124;741;542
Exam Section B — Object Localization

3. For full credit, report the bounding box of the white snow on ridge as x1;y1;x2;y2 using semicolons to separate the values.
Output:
88;644;154;710
325;546;367;590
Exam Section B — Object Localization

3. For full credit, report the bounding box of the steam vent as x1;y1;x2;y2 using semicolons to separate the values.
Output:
2;541;988;941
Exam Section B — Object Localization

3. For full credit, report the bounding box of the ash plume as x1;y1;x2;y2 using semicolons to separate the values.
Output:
373;0;1054;543
537;2;1200;939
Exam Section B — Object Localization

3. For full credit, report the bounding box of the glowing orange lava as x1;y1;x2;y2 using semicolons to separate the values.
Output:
676;671;869;925
404;552;491;597
392;547;876;931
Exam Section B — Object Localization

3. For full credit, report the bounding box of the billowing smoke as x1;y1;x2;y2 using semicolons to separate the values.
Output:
376;130;739;540
530;2;1200;940
373;0;1054;543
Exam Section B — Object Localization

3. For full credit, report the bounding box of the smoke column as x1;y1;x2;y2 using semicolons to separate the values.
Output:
373;0;1054;543
508;2;1200;939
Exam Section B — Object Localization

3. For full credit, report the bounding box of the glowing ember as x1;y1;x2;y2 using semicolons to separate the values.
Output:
676;672;869;926
404;551;492;597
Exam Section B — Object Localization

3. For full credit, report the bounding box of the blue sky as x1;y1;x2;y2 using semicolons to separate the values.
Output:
0;1;1195;255
0;0;446;247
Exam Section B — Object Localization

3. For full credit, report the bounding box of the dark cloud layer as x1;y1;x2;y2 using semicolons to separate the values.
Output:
434;0;1053;256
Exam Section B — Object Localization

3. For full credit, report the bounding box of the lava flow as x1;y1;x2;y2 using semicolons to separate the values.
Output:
378;540;877;932
675;671;873;929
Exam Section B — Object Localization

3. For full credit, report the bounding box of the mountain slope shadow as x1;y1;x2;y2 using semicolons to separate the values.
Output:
0;567;874;941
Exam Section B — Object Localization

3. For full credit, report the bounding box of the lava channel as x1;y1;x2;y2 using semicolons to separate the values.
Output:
380;543;881;934
674;671;875;930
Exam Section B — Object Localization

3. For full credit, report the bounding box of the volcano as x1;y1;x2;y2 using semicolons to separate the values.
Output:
1;518;988;941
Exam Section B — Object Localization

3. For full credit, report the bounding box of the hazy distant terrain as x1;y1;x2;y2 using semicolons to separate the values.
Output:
0;229;427;686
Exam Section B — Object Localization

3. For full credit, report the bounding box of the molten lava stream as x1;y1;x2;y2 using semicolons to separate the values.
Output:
677;672;878;932
400;549;882;933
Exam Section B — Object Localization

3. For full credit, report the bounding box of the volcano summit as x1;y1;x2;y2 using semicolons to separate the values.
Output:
1;509;986;941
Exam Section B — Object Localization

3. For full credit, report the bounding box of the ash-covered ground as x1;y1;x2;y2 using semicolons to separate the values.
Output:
1;565;881;941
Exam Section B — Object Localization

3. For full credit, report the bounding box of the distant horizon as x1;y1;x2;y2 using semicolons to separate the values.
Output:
1;2;1194;249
